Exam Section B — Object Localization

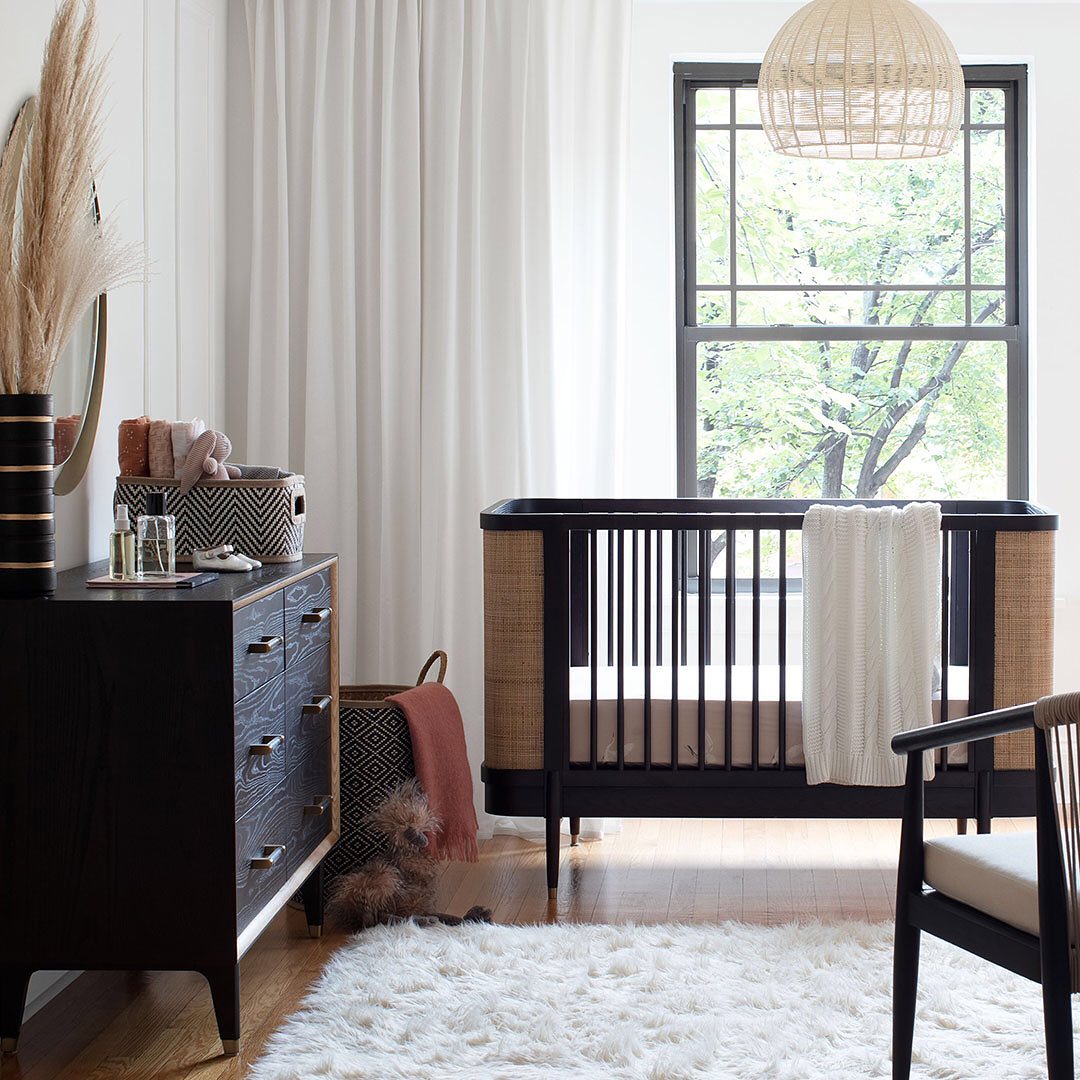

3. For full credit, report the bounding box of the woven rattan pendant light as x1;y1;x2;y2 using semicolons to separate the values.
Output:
758;0;964;160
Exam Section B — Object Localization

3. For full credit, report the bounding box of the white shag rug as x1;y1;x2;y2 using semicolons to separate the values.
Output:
250;921;1076;1079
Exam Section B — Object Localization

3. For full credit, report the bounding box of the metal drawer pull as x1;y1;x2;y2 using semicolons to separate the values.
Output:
249;734;285;757
301;607;332;624
248;635;283;654
303;795;333;817
301;695;332;716
250;844;285;870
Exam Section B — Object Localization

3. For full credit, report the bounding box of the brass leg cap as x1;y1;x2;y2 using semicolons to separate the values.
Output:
221;1039;240;1057
1;1037;18;1054
547;887;557;900
308;924;322;939
570;835;580;847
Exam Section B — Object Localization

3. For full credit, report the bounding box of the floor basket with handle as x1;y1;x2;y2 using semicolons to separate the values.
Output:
324;651;448;889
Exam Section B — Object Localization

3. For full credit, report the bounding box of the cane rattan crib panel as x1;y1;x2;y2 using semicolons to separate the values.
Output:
484;530;545;770
994;530;1055;770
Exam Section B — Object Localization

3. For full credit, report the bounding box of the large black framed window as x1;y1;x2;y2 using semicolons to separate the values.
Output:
675;64;1028;502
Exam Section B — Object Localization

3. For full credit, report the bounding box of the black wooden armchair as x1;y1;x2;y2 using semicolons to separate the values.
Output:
891;696;1079;1079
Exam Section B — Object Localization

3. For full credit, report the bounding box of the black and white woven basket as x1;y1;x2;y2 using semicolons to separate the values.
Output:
323;651;447;889
114;474;306;563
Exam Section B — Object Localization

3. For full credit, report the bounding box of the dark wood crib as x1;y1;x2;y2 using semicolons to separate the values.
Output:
479;498;1057;897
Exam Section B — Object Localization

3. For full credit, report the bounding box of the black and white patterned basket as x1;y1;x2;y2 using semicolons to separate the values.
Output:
323;651;448;889
114;474;306;563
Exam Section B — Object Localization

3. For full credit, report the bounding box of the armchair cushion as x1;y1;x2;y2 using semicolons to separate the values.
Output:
924;831;1039;936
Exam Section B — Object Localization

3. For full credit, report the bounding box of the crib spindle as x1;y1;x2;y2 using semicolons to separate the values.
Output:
681;531;689;666
941;535;951;770
778;528;788;771
617;530;626;770
698;528;707;770
644;529;653;770
724;529;735;771
671;527;680;771
607;530;615;668
752;529;761;771
589;529;598;771
632;530;639;667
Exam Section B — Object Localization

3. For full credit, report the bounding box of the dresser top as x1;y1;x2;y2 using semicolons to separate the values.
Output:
43;553;337;606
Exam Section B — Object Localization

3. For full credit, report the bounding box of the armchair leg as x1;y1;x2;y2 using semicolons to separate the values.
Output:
892;919;920;1080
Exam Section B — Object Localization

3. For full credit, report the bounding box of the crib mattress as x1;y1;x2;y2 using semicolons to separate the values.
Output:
568;665;971;768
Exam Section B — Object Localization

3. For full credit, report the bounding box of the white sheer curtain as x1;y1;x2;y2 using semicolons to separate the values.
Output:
228;0;631;836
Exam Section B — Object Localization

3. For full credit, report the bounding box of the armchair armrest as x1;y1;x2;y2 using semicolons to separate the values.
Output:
891;703;1034;756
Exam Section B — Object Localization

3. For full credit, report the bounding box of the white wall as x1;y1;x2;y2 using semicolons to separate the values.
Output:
627;0;1080;675
0;0;227;1019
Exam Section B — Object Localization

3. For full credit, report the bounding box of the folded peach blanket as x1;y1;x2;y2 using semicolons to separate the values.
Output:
171;418;205;477
118;416;150;476
386;683;479;862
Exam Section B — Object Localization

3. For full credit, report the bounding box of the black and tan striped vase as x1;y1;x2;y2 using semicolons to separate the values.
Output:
0;394;56;596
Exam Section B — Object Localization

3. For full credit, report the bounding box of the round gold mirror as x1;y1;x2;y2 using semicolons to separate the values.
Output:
4;97;108;495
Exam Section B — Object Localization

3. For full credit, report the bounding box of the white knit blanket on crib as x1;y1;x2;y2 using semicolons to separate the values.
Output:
802;503;941;786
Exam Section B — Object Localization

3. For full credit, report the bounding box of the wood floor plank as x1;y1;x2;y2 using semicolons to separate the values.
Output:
4;815;1037;1078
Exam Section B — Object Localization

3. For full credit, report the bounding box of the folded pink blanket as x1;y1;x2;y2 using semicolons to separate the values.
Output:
148;420;174;478
171;418;205;477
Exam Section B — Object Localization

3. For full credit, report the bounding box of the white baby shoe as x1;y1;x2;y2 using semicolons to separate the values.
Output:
194;544;260;573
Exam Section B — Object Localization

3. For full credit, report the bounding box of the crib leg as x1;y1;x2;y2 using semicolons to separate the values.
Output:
976;771;992;834
569;817;581;846
545;771;561;899
956;817;968;835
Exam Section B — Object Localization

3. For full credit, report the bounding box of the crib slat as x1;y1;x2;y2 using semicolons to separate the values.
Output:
607;530;615;667
656;529;663;662
698;528;707;770
941;533;950;768
570;531;588;667
671;527;680;771
644;529;652;771
681;531;689;666
617;530;626;771
724;529;735;771
778;528;787;771
752;529;760;771
632;530;639;667
704;532;712;666
590;529;598;771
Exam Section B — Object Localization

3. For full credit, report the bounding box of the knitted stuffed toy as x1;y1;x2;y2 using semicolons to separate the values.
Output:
327;779;492;932
178;429;241;495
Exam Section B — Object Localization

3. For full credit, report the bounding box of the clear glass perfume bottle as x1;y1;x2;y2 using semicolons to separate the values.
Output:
136;492;176;577
108;504;136;581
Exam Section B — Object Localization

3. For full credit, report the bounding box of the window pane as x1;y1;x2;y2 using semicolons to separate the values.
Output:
972;289;1006;324
695;88;729;125
696;291;731;325
733;130;966;287
695;339;1007;500
695;130;729;284
970;128;1007;285
735;288;968;327
735;87;759;125
970;89;1005;125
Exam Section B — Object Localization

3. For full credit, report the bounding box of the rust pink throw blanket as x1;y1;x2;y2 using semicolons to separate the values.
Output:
386;683;479;862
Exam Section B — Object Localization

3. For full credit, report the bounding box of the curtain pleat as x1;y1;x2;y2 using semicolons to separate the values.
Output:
229;0;631;827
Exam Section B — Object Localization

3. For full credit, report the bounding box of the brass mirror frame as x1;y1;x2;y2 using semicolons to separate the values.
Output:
4;96;109;496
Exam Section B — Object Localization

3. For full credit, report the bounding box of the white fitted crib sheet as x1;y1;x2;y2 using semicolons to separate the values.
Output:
568;664;971;768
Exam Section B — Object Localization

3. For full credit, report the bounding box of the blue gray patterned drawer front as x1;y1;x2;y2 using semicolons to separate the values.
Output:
233;591;286;701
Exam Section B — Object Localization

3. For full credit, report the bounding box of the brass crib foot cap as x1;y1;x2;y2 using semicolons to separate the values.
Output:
221;1039;240;1057
547;887;557;900
570;835;580;847
1;1037;18;1054
308;924;323;939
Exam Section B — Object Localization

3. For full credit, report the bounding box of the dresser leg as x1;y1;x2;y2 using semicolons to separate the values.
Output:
202;965;240;1056
0;968;32;1054
302;862;325;938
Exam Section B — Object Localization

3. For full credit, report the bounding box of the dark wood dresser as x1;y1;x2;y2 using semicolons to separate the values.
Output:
0;554;339;1056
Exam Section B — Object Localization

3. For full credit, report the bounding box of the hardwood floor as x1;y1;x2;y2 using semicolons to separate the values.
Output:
0;815;1033;1078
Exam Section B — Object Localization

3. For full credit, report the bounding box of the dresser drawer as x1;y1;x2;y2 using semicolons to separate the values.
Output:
284;568;333;667
235;781;289;933
285;644;332;771
234;674;287;820
234;591;285;701
285;745;333;875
